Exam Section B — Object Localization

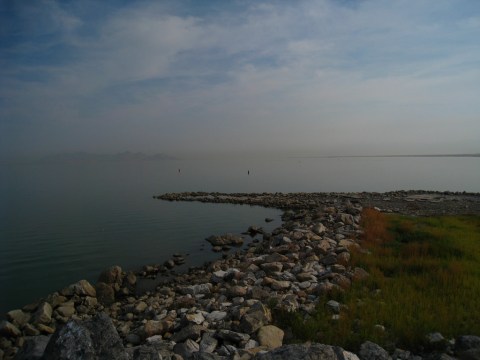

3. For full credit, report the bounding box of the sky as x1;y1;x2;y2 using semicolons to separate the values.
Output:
1;0;480;160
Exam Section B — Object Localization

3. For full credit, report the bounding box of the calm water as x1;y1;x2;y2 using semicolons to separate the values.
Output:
1;156;479;314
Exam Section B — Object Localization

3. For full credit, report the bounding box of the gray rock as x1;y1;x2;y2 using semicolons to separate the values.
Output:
14;335;51;360
128;344;161;360
43;312;128;360
192;352;226;360
200;332;218;353
126;333;142;346
0;320;21;337
205;311;227;323
171;324;207;343
326;300;340;314
456;335;480;360
253;343;359;360
96;282;115;306
425;332;446;351
216;329;250;343
32;302;52;325
180;284;212;296
173;339;199;359
359;341;390;360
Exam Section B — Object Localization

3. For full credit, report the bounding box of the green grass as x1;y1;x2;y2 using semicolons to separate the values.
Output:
274;210;480;352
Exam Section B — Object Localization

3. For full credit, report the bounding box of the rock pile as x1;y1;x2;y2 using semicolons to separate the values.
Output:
2;191;480;359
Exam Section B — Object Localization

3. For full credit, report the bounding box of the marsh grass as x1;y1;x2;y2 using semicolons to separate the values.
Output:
275;210;480;352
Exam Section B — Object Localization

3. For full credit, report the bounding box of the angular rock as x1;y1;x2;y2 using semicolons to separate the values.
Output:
257;325;284;349
216;329;250;343
0;320;21;337
33;302;53;325
171;324;207;343
260;262;283;273
359;341;390;360
62;279;97;297
173;339;199;359
180;283;212;296
205;311;227;323
15;335;51;360
240;304;272;334
144;320;171;338
6;309;30;327
96;282;115;306
43;312;128;360
200;332;218;353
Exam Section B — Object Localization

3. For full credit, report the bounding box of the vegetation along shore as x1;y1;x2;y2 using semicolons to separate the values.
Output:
1;190;480;360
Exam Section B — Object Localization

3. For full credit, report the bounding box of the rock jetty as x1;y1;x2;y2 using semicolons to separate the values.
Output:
1;191;479;360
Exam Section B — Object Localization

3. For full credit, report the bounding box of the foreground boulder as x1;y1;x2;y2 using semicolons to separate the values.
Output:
253;343;360;360
40;312;128;360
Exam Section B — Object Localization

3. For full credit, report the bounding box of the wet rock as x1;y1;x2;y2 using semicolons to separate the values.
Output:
43;312;128;360
359;341;390;360
15;335;51;360
0;321;21;337
32;302;52;325
207;234;244;247
257;325;284;349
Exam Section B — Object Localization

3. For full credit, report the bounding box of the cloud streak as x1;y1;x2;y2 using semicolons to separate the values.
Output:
1;0;479;159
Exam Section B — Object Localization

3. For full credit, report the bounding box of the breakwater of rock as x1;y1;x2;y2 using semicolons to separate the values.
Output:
1;191;480;360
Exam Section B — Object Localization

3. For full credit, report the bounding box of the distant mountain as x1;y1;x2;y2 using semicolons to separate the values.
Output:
40;151;175;163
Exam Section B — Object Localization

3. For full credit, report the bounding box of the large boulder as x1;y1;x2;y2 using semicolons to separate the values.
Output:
455;335;480;360
253;343;359;360
42;312;128;360
61;280;96;297
95;282;115;306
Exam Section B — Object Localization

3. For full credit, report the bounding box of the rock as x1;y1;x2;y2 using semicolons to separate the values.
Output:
23;323;41;336
126;333;142;346
56;303;75;318
43;312;128;360
260;262;283;273
326;300;340;314
171;324;207;343
240;304;272;334
62;279;97;297
229;286;248;297
321;254;337;266
206;234;244;247
359;341;390;360
144;320;171;337
270;280;291;291
265;218;274;223
200;332;218;353
0;320;21;337
455;335;480;360
32;302;53;325
426;332;446;351
128;344;162;360
180;283;212;296
211;270;227;283
257;325;284;349
6;310;30;327
173;338;199;359
205;311;227;323
185;312;206;325
192;352;224;360
125;272;137;287
98;265;123;285
15;335;51;360
37;324;55;334
253;343;359;360
216;329;250;343
134;301;148;314
352;267;369;281
313;223;327;235
96;282;116;306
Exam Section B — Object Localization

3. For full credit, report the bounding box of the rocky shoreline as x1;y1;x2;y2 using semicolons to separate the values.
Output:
1;191;480;360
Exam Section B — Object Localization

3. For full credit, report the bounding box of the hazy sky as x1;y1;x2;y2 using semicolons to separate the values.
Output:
1;0;479;159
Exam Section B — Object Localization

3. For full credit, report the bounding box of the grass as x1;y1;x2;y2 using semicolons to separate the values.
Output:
274;209;480;352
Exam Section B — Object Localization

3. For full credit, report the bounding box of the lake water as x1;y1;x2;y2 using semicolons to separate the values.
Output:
1;156;479;314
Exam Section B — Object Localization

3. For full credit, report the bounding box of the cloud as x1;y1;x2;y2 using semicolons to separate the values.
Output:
1;0;479;157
